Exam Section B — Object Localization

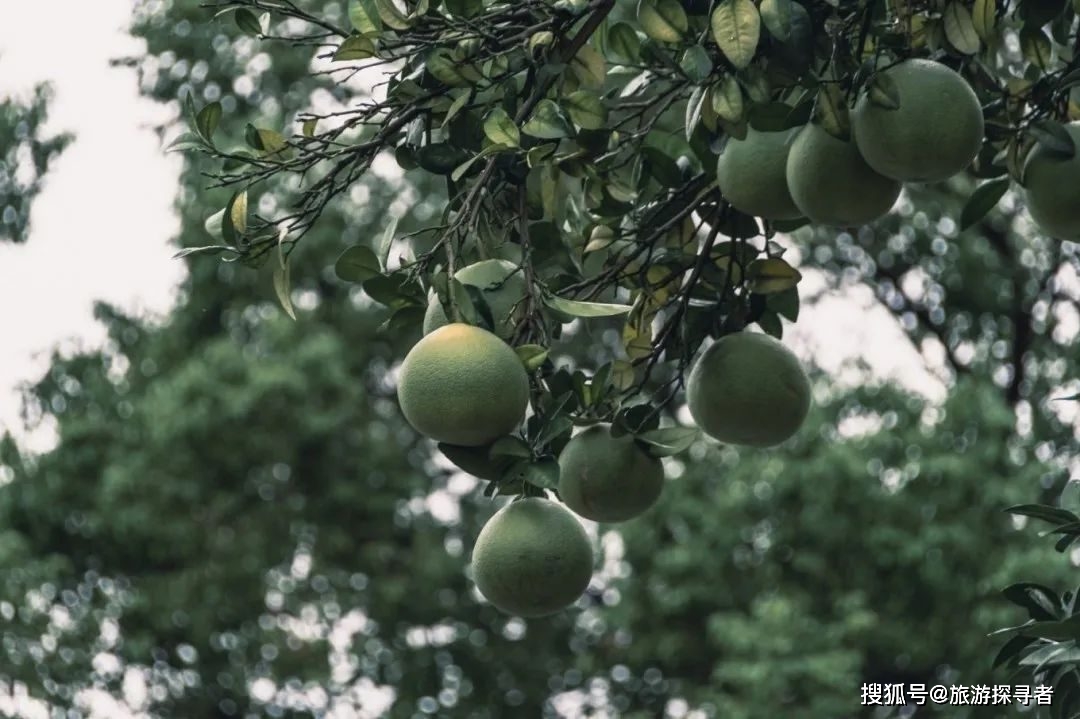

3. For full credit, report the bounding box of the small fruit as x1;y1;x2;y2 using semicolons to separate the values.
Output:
471;497;594;617
423;259;527;339
786;123;901;226
716;127;803;221
852;59;984;183
557;424;665;522
1023;121;1080;240
397;323;529;446
687;332;811;447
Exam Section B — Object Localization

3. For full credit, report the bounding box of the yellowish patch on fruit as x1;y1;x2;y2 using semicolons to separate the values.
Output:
424;259;527;339
397;323;529;446
687;332;811;448
557;424;665;522
786;123;901;226
716;127;803;221
852;59;984;182
1024;121;1080;240
471;498;593;617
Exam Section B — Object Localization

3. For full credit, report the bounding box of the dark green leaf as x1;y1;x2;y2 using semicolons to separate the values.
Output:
235;8;263;35
635;426;699;457
335;245;382;283
960;179;1009;230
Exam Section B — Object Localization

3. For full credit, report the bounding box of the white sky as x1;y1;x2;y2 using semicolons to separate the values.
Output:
0;0;943;460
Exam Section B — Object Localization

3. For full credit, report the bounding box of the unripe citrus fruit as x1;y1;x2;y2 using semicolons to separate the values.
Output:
557;424;665;522
423;259;527;339
716;127;803;220
472;497;593;617
1023;121;1080;240
786;123;901;226
397;323;529;446
852;59;984;182
687;332;811;447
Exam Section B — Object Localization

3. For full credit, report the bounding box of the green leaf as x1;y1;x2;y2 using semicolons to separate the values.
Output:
635;426;699;457
505;458;561;490
1029;119;1076;158
637;0;689;43
944;2;980;54
444;0;483;17
165;132;205;153
302;118;317;137
1019;641;1080;669
768;286;800;321
450;143;508;183
759;0;796;42
172;244;237;260
1019;0;1068;27
417;143;469;174
563;91;608;130
960;179;1009;230
815;84;849;138
426;48;469;87
515;344;550;371
757;309;783;338
748;257;802;294
438;443;514;481
993;634;1037;669
868;72;902;110
442;90;471;128
569;45;607;89
373;0;411;29
1054;394;1080;401
235;8;263;35
273;262;296;321
1003;582;1062;621
543;293;633;317
335;245;382;283
523;99;574;139
195;102;222;141
246;126;291;158
222;190;248;246
607;22;642;62
1006;504;1080;525
490;436;532;459
680;45;714;83
483;107;520;147
972;0;996;42
1020;27;1053;69
334;35;377;61
377;217;398;268
712;75;745;122
685;85;708;139
349;0;382;34
711;0;761;70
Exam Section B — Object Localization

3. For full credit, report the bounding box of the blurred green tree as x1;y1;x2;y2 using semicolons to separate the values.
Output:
0;83;71;243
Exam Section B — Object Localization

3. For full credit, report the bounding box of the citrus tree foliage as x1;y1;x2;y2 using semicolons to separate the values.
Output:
0;84;71;243
171;0;1080;473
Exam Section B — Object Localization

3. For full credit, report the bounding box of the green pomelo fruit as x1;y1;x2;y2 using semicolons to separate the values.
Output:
1024;121;1080;240
557;424;665;522
852;59;984;182
716;127;803;221
471;497;594;617
397;323;529;446
424;259;527;339
786;123;901;226
687;331;811;448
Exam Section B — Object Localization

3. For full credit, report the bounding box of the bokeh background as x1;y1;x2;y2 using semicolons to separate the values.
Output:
1;0;1079;717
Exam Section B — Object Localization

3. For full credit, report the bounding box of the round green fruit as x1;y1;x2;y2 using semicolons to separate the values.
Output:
1023;121;1080;240
786;123;901;226
423;259;527;340
852;59;984;182
687;332;811;448
397;323;529;446
471;497;593;617
716;127;803;221
557;424;665;523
